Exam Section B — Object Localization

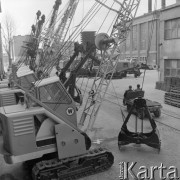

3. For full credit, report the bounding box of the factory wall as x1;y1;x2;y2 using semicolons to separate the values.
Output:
159;3;180;81
119;12;159;67
120;2;180;83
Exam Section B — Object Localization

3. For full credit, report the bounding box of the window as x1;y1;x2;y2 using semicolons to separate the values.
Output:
171;60;177;68
132;25;137;51
177;61;180;68
164;59;180;77
140;23;146;50
39;82;72;105
177;69;180;76
126;32;130;51
165;69;170;76
165;18;180;40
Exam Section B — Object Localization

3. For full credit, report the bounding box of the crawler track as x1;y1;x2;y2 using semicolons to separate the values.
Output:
31;147;114;180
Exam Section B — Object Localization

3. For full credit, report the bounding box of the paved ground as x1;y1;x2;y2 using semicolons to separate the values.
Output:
0;70;180;180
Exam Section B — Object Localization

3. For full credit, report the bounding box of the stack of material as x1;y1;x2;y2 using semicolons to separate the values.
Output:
156;77;180;92
168;77;180;88
164;87;180;108
155;81;171;91
155;81;164;90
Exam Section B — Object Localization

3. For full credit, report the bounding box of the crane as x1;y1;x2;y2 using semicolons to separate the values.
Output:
35;0;80;77
79;0;141;131
0;1;144;179
52;0;79;50
41;0;62;49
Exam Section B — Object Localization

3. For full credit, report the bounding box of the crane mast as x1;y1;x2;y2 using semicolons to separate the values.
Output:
10;0;62;88
79;0;141;131
42;0;62;49
48;0;62;29
36;0;79;76
53;0;79;48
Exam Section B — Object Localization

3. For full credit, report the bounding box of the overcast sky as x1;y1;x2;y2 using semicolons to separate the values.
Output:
0;0;176;37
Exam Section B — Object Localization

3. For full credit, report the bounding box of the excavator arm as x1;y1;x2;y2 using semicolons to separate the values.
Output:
64;44;96;103
59;42;83;83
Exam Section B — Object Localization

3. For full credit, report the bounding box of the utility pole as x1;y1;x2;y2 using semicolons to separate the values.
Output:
0;1;4;77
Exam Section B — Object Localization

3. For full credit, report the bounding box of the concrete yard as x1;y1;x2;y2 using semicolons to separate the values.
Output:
0;70;180;180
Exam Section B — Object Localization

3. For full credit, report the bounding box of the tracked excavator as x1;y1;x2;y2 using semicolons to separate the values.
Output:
0;0;143;179
0;74;114;179
0;2;115;180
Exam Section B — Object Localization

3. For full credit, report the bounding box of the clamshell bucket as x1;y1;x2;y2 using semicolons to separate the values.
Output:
118;97;161;151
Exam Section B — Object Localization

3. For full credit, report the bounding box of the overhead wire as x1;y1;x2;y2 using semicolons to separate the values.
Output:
107;13;118;34
97;1;115;33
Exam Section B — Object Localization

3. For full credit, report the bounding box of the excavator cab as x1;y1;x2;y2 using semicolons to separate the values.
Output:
35;76;78;126
0;76;90;164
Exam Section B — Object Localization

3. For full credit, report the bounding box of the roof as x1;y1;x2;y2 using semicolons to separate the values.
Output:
16;65;34;77
35;76;60;87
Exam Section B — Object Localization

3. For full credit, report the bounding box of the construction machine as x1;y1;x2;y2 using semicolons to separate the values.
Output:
0;0;76;107
0;0;154;178
0;75;114;180
0;1;116;179
79;0;142;131
105;60;141;79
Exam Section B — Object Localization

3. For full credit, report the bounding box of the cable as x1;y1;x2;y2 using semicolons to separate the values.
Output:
97;1;115;33
107;13;118;34
35;0;108;85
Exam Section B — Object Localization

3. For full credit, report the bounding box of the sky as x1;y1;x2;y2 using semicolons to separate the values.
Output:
0;0;177;38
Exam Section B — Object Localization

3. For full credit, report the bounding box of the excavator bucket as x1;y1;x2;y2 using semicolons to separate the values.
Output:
118;98;161;151
118;126;161;150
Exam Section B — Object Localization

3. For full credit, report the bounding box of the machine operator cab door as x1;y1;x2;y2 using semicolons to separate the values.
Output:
35;76;77;126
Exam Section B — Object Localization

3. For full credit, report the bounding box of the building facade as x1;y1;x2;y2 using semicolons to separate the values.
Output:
119;11;160;67
119;0;180;82
159;3;180;81
12;35;30;62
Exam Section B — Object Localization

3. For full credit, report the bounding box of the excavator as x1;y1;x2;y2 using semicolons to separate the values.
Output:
0;74;114;180
0;0;143;179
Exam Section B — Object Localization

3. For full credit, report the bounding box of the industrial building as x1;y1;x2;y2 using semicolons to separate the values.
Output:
119;0;180;84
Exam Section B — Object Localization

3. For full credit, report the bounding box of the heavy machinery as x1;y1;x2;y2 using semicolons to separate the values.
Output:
76;59;141;79
118;97;161;152
1;0;160;178
106;60;141;79
37;0;80;76
0;1;116;179
0;0;79;108
123;90;162;119
0;76;114;179
79;0;142;131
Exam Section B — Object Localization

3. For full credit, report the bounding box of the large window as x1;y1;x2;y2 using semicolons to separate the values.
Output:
140;23;146;50
132;25;137;51
126;32;130;51
164;18;180;40
164;59;180;77
39;82;72;105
